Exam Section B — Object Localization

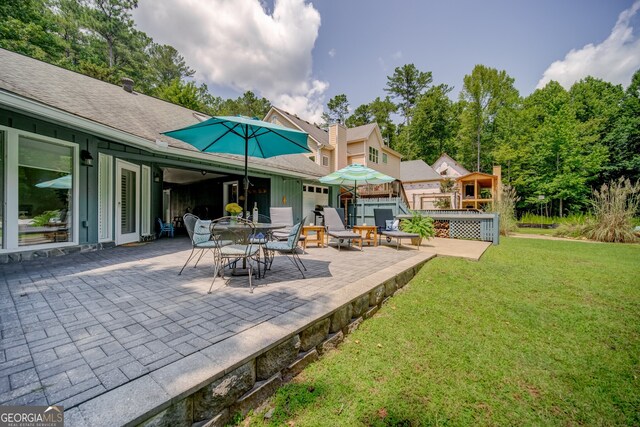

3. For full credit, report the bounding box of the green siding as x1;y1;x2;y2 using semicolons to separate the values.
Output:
1;107;316;249
270;176;304;223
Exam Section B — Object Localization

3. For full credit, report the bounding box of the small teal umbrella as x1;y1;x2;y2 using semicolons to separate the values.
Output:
319;164;395;225
163;116;310;215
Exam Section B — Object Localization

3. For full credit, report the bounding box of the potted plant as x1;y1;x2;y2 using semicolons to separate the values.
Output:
400;210;435;246
225;203;243;222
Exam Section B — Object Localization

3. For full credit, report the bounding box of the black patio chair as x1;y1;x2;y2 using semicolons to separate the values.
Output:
373;209;420;250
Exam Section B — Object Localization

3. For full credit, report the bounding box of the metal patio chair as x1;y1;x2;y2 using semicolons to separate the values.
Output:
208;217;261;293
264;220;307;278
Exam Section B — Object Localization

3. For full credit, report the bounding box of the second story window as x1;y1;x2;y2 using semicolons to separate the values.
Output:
382;153;388;164
322;155;329;167
368;146;379;163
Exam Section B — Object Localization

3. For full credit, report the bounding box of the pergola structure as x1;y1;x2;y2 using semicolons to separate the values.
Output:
457;169;501;210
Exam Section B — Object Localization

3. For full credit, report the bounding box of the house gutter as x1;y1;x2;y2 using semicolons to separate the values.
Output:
0;90;322;181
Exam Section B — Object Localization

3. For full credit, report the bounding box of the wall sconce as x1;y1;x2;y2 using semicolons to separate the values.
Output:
201;170;207;176
80;150;94;167
154;173;161;183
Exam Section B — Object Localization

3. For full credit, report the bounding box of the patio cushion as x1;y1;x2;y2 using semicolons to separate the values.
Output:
196;240;232;248
328;230;361;239
381;230;419;238
220;244;259;257
385;219;400;231
264;241;290;251
193;219;211;244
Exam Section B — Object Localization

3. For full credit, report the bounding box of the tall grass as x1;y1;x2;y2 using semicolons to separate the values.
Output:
584;178;640;243
489;185;519;235
519;212;590;225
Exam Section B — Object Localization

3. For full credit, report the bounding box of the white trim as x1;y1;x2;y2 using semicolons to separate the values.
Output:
115;159;140;245
98;153;113;243
0;90;321;180
0;125;79;251
141;165;151;236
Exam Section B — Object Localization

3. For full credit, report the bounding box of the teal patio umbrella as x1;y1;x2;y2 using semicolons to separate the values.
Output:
36;174;72;189
319;163;395;225
163;116;310;215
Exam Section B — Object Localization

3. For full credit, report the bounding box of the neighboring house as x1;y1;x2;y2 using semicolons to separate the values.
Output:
0;48;332;259
432;153;470;179
264;107;403;216
401;155;502;210
400;160;454;209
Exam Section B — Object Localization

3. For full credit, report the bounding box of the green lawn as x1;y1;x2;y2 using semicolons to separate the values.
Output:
242;238;640;426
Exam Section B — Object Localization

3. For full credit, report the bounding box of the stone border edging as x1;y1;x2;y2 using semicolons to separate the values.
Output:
65;251;435;427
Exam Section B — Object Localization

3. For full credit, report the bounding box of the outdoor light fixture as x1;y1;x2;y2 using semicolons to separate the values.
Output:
154;173;161;183
201;170;207;176
80;150;94;167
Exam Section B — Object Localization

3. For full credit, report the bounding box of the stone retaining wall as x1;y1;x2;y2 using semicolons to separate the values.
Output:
137;261;427;427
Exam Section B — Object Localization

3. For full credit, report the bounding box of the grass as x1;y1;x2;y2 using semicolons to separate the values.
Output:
240;238;640;426
514;227;557;236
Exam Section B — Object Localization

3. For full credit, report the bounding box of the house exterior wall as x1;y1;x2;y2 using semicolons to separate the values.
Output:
347;141;364;155
0;107;307;257
402;181;441;209
362;131;401;179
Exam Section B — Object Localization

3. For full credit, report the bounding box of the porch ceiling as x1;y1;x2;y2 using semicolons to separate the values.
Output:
162;167;226;185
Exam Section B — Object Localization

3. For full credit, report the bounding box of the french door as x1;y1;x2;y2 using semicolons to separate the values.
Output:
115;159;140;245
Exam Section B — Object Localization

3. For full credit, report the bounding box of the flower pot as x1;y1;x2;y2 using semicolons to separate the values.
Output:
411;237;423;246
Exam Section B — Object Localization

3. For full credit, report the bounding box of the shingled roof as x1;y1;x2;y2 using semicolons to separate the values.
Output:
271;106;330;146
345;123;376;141
0;48;327;177
400;160;442;182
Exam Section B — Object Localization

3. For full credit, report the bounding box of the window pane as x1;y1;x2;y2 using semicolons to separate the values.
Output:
18;137;73;246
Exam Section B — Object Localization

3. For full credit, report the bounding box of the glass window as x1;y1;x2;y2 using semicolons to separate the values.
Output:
18;136;74;246
322;155;329;167
368;146;379;163
382;153;388;164
309;155;315;162
0;132;3;248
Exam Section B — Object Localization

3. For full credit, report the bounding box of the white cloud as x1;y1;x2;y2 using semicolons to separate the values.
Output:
537;0;640;89
132;0;328;122
328;48;336;58
391;50;403;60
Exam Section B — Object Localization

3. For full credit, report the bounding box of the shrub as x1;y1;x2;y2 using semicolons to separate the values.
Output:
31;210;61;226
400;211;435;244
489;185;519;235
583;178;640;243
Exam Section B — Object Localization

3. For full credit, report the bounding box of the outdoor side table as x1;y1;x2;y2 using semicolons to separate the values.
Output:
302;225;325;249
352;225;378;247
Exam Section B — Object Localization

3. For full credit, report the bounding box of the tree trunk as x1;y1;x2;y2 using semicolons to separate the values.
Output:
476;124;482;172
559;198;563;217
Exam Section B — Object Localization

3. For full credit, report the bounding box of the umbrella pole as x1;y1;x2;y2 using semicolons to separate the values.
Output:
243;132;249;217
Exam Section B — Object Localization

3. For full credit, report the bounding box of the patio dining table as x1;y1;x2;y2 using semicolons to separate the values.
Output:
210;222;286;278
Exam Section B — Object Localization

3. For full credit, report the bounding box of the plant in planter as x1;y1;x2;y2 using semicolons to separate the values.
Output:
400;211;435;245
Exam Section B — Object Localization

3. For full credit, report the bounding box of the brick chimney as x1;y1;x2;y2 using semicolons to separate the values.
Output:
329;123;347;170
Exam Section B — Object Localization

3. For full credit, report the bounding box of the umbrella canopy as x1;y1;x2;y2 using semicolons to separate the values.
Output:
319;163;395;186
319;164;395;226
163;116;310;214
35;174;72;189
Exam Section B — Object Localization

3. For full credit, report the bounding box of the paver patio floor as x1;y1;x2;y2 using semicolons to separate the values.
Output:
0;236;490;414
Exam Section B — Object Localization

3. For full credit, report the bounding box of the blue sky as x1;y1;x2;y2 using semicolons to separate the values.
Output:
133;0;640;122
